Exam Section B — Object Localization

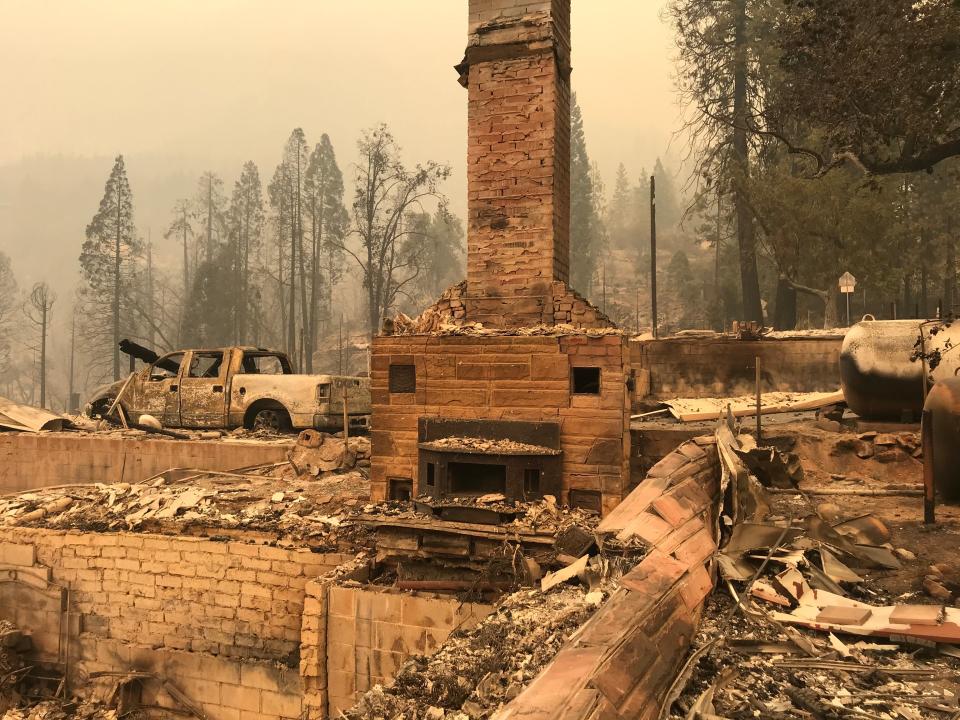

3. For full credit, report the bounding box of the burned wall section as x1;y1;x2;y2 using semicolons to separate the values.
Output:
490;438;721;720
632;335;843;402
321;584;492;716
0;529;352;720
369;334;631;514
0;433;293;492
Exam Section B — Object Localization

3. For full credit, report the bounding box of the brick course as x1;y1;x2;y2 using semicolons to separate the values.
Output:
0;528;349;663
322;584;491;716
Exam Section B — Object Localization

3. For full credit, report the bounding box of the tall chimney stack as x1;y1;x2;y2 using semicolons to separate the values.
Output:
459;0;572;328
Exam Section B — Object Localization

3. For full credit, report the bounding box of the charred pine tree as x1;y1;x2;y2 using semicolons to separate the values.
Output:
80;155;141;381
671;0;768;323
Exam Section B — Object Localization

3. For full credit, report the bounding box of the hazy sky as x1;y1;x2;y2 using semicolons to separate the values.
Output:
1;1;679;182
0;0;681;290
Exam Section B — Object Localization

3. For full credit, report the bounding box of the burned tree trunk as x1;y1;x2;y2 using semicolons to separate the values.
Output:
733;0;763;323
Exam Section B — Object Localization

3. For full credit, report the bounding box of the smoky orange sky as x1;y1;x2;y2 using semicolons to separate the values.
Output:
0;0;681;289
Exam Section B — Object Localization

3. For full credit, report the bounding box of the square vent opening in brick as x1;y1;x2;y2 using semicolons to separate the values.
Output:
449;462;507;496
389;364;416;393
389;478;413;501
523;468;541;498
572;367;601;394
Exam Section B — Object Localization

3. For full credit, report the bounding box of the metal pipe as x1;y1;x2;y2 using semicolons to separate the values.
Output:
755;355;762;444
650;174;657;338
922;407;936;524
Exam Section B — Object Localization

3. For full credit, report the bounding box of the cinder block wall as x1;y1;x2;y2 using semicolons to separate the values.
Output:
0;433;294;492
370;334;631;514
631;335;843;401
321;584;492;716
0;529;351;720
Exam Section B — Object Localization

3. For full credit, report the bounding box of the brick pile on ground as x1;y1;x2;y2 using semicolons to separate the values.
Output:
837;430;922;463
279;431;372;477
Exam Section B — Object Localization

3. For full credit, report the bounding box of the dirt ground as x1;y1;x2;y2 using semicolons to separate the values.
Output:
767;422;960;601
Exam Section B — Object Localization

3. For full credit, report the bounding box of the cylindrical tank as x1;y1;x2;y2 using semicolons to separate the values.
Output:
923;377;960;502
840;319;960;420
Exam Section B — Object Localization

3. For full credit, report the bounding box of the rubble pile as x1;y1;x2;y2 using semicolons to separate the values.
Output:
2;702;122;720
671;593;960;720
0;620;27;715
281;431;372;476
344;583;611;720
419;437;560;456
363;493;611;541
0;466;370;546
666;422;960;719
837;431;923;463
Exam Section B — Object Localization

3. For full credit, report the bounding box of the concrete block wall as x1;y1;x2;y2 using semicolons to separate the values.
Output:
0;433;294;492
370;334;632;514
323;584;492;716
491;438;722;720
74;634;304;720
631;335;843;402
0;528;349;663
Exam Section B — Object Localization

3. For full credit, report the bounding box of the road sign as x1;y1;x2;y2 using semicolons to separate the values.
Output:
839;272;856;294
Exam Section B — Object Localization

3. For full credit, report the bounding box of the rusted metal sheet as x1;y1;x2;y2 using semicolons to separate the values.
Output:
0;397;65;433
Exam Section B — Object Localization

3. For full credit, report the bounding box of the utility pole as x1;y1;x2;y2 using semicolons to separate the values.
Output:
650;175;658;338
68;308;76;413
602;264;607;315
339;315;344;375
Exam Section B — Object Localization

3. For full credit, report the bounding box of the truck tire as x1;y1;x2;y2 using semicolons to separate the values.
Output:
252;408;291;432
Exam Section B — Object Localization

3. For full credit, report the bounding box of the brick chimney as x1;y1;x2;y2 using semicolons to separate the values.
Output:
459;0;572;328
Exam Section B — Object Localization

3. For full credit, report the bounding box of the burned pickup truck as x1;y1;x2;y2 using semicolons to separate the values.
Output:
87;342;370;433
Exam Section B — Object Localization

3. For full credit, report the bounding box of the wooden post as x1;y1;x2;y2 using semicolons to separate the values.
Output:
755;355;762;444
342;383;349;442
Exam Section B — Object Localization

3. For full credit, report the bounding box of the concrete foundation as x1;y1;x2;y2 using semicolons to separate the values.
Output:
0;433;294;492
631;334;843;404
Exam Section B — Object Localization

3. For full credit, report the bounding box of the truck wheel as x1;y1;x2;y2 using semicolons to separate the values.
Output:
252;408;290;432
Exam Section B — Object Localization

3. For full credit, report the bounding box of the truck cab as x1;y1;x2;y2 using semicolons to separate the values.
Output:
89;345;371;433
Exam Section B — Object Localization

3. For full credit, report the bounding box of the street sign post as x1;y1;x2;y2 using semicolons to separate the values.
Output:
839;272;856;326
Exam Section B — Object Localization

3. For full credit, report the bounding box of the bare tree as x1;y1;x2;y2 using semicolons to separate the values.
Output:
341;124;450;337
0;252;18;377
23;282;56;407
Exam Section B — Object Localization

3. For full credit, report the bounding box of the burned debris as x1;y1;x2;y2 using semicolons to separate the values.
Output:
4;0;960;718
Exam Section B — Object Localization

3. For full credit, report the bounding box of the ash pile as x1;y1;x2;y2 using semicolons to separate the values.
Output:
664;420;960;719
346;562;634;720
0;433;373;547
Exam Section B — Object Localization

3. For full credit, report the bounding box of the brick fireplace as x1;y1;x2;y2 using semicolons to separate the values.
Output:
369;0;632;514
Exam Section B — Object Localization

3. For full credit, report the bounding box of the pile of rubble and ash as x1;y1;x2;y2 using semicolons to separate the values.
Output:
664;420;960;719
344;576;623;719
418;437;560;456
0;434;373;546
358;492;616;542
0;620;28;716
672;592;960;720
